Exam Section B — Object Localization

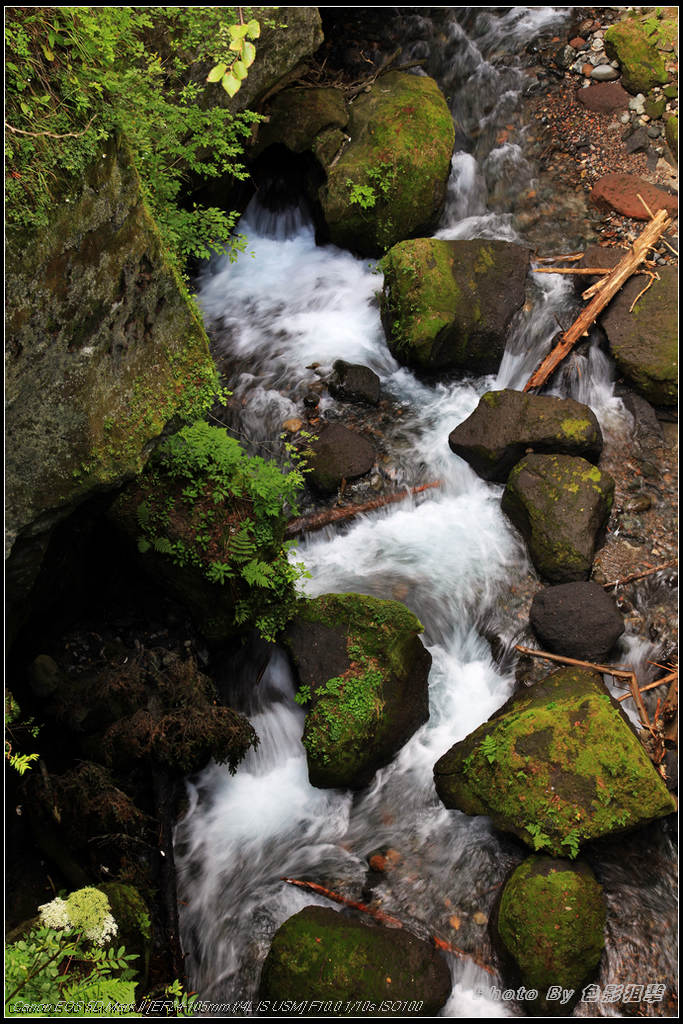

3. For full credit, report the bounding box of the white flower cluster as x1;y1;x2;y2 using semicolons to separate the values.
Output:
38;888;119;946
86;911;118;947
38;896;71;931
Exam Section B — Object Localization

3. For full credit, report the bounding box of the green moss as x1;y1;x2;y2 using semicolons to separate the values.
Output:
560;417;591;441
97;883;152;986
604;18;669;94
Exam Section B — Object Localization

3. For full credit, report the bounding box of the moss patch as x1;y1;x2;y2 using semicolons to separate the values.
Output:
604;17;670;94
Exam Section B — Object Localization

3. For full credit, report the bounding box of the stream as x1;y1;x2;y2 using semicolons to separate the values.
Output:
174;9;676;1017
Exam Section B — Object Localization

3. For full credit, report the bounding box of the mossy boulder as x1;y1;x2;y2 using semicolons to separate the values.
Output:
599;266;677;406
433;667;676;856
380;238;529;373
665;115;678;158
97;883;152;988
252;86;349;156
496;856;605;1016
604;18;669;95
260;906;451;1013
318;72;455;257
284;593;431;789
501;454;614;583
448;390;603;483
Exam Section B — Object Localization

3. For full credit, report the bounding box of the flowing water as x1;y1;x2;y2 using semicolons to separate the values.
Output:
175;9;676;1016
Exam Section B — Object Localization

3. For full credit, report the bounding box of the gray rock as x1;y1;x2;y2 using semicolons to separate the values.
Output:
591;64;619;81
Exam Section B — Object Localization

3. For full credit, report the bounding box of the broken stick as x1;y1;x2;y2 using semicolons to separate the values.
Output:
284;481;441;539
523;208;672;393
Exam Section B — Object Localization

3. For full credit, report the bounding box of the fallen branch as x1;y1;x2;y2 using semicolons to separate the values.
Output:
533;266;612;276
523;208;672;392
5;114;98;140
637;192;679;257
284;481;441;539
617;670;678;703
280;877;496;975
603;562;676;589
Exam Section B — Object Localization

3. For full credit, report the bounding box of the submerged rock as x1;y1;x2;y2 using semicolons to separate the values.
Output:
496;856;605;1016
433;667;676;855
448;390;602;483
329;360;381;406
285;593;431;789
306;422;376;494
259;906;451;1013
501;454;614;583
530;582;624;661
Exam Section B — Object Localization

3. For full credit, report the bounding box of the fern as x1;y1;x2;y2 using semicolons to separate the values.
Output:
242;559;274;588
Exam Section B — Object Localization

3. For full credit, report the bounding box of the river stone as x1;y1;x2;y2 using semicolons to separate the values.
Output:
448;390;602;483
590;173;678;219
604;19;669;95
433;667;677;855
306;423;376;494
576;81;630;111
260;906;451;1013
284;593;431;789
529;582;624;660
590;64;619;82
501;454;615;584
317;72;455;257
380;238;529;373
496;856;605;1016
329;360;381;406
599;265;677;405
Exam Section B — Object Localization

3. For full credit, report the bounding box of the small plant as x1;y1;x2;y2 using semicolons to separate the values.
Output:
526;822;551;851
347;181;377;210
207;15;260;98
561;829;581;860
480;733;498;765
294;684;312;707
5;691;40;775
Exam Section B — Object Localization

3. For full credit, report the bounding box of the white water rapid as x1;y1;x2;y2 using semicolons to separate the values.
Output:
174;9;676;1017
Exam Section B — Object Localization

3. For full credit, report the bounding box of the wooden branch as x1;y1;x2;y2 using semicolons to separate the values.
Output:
523;209;672;392
628;271;659;313
602;562;676;590
533;266;612;276
617;671;678;703
284;481;441;539
535;252;584;264
637;192;679;256
281;877;496;976
5;114;98;140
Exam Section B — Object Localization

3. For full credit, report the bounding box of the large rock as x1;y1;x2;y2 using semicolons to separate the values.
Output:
433;667;677;855
530;582;624;661
284;593;431;789
252;85;349;158
381;239;529;373
306;423;376;494
501;454;614;583
604;17;670;95
496;857;605;1016
448;390;603;483
318;72;455;257
590;173;678;219
329;361;381;406
575;82;631;112
260;906;451;1014
599;266;677;406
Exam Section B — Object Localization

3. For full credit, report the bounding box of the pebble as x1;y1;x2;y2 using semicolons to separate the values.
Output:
591;64;619;81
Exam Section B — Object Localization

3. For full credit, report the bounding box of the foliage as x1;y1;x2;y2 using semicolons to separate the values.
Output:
346;162;397;212
5;7;262;271
207;16;260;98
5;691;40;775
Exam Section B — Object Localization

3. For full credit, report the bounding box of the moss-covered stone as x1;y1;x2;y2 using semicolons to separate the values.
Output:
380;239;529;373
604;17;670;94
318;72;455;257
497;856;605;1016
665;115;678;159
285;593;431;789
448;390;603;482
97;883;152;988
253;86;348;156
501;454;614;583
433;667;676;855
260;906;451;1013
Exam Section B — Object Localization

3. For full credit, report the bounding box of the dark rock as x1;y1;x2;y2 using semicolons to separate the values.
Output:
502;454;615;584
251;86;348;157
381;238;529;374
624;127;650;153
622;392;664;450
576;82;630;111
448;390;603;483
529;582;624;660
303;392;320;409
329;360;380;406
590;173;678;219
645;96;667;120
306;422;376;494
259;905;452;1013
284;593;431;789
433;667;677;854
28;654;62;697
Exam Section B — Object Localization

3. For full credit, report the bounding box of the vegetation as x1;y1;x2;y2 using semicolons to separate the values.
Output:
5;691;40;776
5;7;262;271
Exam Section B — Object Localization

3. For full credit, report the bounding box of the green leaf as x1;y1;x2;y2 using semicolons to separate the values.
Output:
232;60;248;81
41;43;55;61
242;40;256;68
221;72;241;97
246;19;261;39
229;22;249;39
229;37;244;53
206;62;227;83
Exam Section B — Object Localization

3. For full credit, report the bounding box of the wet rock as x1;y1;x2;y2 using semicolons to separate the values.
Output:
259;905;451;1012
529;582;624;660
622;393;663;451
591;64;618;81
624;127;650;153
590;173;678;219
433;667;677;854
329;360;380;406
448;390;602;483
380;238;529;374
284;593;431;789
496;856;605;1016
306;422;376;494
604;19;669;95
317;72;455;257
502;454;614;584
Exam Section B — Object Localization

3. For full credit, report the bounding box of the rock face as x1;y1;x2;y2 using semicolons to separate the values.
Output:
448;390;603;483
252;85;349;158
530;583;624;661
599;266;677;406
5;138;217;622
318;72;455;257
590;173;678;219
497;857;605;1016
284;593;431;789
604;18;669;95
260;906;452;1013
433;667;677;856
307;423;377;494
381;239;529;373
502;454;614;583
329;361;381;406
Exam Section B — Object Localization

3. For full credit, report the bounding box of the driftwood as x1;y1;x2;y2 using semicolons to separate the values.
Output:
603;562;676;590
523;208;672;392
284;481;441;539
280;877;496;975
